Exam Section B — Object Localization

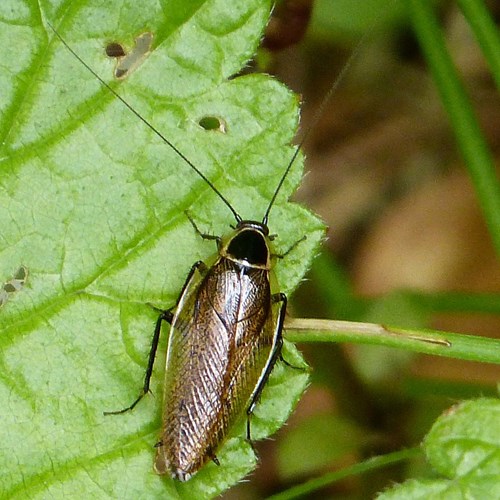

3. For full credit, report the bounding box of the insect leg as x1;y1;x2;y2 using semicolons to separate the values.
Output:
186;212;221;244
149;260;208;315
104;309;171;415
246;292;287;440
104;260;208;416
272;236;307;259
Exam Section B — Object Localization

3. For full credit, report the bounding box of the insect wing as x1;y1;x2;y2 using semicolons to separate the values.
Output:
154;254;280;480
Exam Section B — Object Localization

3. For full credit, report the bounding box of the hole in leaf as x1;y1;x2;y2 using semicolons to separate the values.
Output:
105;42;126;58
0;266;28;308
105;32;154;79
198;116;227;133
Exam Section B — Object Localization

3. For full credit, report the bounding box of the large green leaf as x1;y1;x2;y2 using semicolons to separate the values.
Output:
0;0;322;497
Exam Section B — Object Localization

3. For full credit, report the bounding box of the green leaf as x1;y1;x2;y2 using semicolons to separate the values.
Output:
377;398;500;499
0;0;322;497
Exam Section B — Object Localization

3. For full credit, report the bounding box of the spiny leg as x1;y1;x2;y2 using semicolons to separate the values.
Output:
272;236;307;259
186;211;221;245
104;260;208;415
246;293;287;440
104;309;172;415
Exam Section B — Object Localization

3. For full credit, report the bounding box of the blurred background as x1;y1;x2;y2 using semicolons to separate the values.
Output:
224;0;500;498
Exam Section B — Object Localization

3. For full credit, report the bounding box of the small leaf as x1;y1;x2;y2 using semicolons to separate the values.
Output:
377;398;500;499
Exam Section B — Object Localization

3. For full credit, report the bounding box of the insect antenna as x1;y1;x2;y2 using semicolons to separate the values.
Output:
262;38;368;226
47;22;242;224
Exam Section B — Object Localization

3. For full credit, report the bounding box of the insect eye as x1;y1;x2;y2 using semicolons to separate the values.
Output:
198;116;226;133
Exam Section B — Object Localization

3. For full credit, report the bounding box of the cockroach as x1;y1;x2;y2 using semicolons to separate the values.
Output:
48;22;318;482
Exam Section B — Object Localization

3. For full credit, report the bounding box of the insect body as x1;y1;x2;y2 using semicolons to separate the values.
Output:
154;220;286;480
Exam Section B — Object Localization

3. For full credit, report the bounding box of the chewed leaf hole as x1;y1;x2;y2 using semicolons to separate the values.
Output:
198;116;227;133
104;32;154;79
0;265;28;308
105;42;126;58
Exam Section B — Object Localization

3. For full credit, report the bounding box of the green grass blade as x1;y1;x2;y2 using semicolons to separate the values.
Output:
407;0;500;254
457;0;500;90
286;318;500;364
268;447;421;500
